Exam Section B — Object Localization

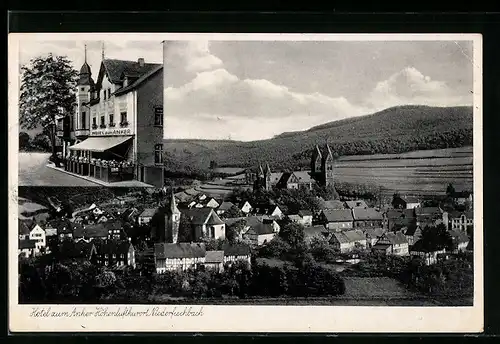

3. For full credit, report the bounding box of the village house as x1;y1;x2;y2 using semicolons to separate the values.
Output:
451;187;473;206
216;201;235;215
345;200;368;209
154;242;206;273
276;171;314;191
330;230;367;253
385;209;416;231
222;243;252;266
184;208;226;241
449;230;470;252
372;232;409;256
204;250;225;272
73;222;123;241
304;225;330;244
94;239;136;268
18;220;32;240
401;224;423;247
28;223;46;252
392;195;421;209
415;207;446;228
410;240;446;265
448;210;473;232
320;209;354;232
137;207;157;225
253;204;283;219
18;239;37;258
352;208;384;228
362;227;385;248
204;198;220;209
242;217;280;246
239;201;253;215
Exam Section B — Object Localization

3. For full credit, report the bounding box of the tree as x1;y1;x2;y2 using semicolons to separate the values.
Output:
222;205;244;219
19;131;31;151
278;220;305;248
177;213;194;242
19;54;78;164
31;133;52;152
420;224;454;252
446;183;456;197
226;219;246;242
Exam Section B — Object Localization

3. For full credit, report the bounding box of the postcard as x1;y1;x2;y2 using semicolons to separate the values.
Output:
9;32;483;333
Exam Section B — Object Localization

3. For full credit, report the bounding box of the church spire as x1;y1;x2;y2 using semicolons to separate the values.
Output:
84;44;87;63
170;190;180;214
101;42;105;60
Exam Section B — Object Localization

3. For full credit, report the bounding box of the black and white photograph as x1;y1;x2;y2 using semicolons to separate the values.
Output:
9;33;483;333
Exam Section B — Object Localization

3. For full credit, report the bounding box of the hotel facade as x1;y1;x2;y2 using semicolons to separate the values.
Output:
57;55;165;187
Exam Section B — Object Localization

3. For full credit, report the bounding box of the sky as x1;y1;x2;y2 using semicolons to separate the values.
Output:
18;37;474;141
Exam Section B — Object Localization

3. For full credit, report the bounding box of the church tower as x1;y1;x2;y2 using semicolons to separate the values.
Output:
164;191;181;243
322;144;335;187
75;45;94;142
311;144;323;175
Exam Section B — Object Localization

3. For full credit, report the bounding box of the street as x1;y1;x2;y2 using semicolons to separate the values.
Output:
18;152;98;186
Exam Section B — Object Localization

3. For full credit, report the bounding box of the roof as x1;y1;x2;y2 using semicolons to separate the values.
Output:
174;191;192;203
352;208;383;221
94;240;132;255
322;209;354;222
139;208;157;218
372;243;391;250
332;230;366;244
18;220;32;235
218;201;235;211
114;65;163;96
19;239;37;249
205;250;224;263
293;171;314;183
154;243;206;259
415;207;442;216
403;196;420;204
449;210;474;220
380;232;408;245
247;222;276;235
304;225;328;238
223;243;251;256
402;224;421;236
269;172;283;183
320;200;345;210
345;200;368;209
74;223;110;238
183;208;224;226
288;214;302;222
298;209;313;217
386;209;416;219
100;58;161;85
449;230;470;243
206;211;225;226
363;227;385;238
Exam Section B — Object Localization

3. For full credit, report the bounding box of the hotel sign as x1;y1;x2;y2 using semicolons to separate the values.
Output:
90;128;132;136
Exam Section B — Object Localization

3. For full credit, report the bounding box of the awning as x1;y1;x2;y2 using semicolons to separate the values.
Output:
68;136;133;152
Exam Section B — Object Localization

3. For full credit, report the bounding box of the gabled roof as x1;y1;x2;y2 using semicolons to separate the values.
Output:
139;208;157;218
322;209;353;222
154;242;206;259
184;208;223;225
18;220;32;235
363;227;385;239
304;225;329;238
99;58;161;85
246;222;275;235
19;239;37;249
218;201;235;211
345;200;368;209
402;224;421;236
380;231;408;245
331;230;365;244
222;243;251;256
352;208;383;221
205;250;224;263
298;209;313;217
449;230;470;243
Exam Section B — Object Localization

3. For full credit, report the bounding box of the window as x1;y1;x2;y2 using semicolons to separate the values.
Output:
154;144;163;164
92;117;97;127
109;114;115;127
81;111;86;129
81;87;85;91
107;89;111;98
120;112;128;126
100;116;105;128
103;89;107;100
154;107;163;126
113;254;116;258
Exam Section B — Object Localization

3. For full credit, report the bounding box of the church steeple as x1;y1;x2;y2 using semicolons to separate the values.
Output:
170;190;180;215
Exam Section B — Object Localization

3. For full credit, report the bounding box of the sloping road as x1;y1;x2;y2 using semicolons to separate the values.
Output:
18;152;98;186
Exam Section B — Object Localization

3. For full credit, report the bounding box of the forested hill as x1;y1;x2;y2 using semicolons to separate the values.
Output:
163;105;473;172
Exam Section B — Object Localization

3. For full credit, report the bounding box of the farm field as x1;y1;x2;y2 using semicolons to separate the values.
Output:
195;147;473;198
18;197;50;221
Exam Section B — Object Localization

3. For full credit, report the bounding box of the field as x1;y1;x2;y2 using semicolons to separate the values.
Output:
18;197;50;221
194;147;473;198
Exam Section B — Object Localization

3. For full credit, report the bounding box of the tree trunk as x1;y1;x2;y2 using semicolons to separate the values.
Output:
50;118;59;167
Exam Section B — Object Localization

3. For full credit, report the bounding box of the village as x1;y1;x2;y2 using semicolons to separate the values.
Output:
18;143;474;303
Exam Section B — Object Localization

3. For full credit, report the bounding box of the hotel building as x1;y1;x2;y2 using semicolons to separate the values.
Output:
57;54;164;187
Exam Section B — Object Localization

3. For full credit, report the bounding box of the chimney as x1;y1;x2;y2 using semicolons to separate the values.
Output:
138;58;145;67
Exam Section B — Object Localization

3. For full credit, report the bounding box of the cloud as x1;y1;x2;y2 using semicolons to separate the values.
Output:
164;67;371;140
367;66;472;110
164;41;223;73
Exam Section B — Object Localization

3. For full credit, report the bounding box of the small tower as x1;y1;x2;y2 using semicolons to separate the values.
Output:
165;191;181;243
322;143;335;187
75;44;94;140
311;144;323;174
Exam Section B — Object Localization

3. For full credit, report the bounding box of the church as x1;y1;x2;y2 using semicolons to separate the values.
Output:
250;143;336;192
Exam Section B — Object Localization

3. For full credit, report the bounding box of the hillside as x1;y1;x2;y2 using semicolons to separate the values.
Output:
163;105;473;172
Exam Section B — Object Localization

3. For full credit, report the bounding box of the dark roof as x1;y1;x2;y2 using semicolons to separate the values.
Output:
373;243;391;250
218;201;235;211
205;250;224;263
184;208;224;225
74;223;110;238
94;240;132;255
139;208;157;218
449;230;470;243
345;200;368;209
449;210;473;220
114;65;163;95
206;211;225;226
19;239;37;249
18;220;32;235
304;225;328;238
352;208;383;221
363;227;385;239
415;207;442;216
403;196;420;204
386;209;416;219
380;232;408;245
222;243;251;256
154;243;206;259
322;209;354;222
101;59;161;85
247;222;276;235
402;224;421;236
298;209;313;217
331;230;366;244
